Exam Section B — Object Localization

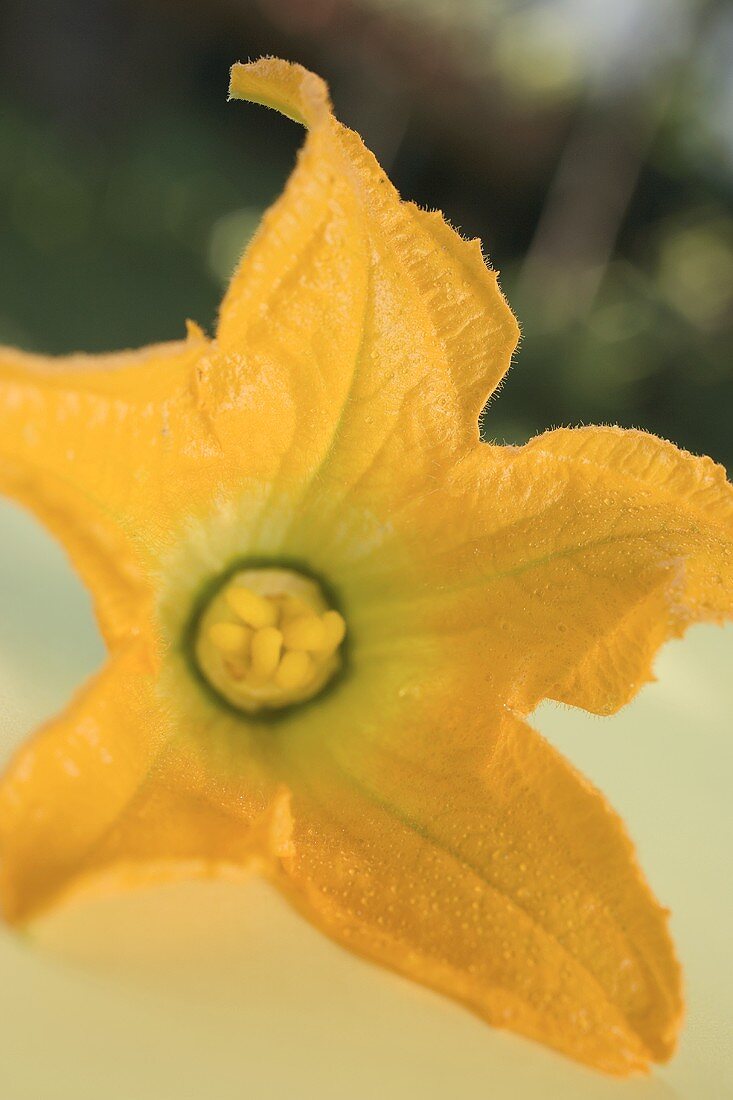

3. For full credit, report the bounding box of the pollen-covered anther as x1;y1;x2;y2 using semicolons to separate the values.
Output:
207;621;252;655
250;626;283;681
281;615;326;652
194;567;346;713
225;586;277;629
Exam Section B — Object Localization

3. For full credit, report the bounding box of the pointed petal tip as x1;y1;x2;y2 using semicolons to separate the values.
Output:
185;318;207;343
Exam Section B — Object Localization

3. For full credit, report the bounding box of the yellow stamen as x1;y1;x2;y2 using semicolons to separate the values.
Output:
208;621;251;655
226;585;278;629
250;626;283;681
194;566;346;713
282;614;327;652
277;594;312;623
319;610;346;654
275;650;314;692
224;657;248;682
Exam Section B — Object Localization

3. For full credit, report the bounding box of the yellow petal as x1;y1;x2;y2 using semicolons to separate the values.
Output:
270;703;682;1075
0;644;169;922
0;333;214;640
209;59;518;524
362;427;733;716
0;644;272;924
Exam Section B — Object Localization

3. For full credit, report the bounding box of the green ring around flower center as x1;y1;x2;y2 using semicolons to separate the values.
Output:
182;559;348;719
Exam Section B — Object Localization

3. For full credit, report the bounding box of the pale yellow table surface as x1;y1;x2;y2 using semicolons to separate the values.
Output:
0;499;730;1100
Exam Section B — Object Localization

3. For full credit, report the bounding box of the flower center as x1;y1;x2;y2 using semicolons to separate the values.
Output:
193;566;346;714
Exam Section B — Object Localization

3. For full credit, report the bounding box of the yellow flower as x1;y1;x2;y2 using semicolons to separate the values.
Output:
1;58;732;1075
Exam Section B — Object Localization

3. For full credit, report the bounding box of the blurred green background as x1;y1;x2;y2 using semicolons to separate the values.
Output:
0;0;731;466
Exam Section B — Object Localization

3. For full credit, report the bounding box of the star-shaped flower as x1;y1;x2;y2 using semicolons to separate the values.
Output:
1;58;732;1075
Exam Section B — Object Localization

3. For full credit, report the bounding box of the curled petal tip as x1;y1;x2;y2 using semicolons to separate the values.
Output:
229;58;332;130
